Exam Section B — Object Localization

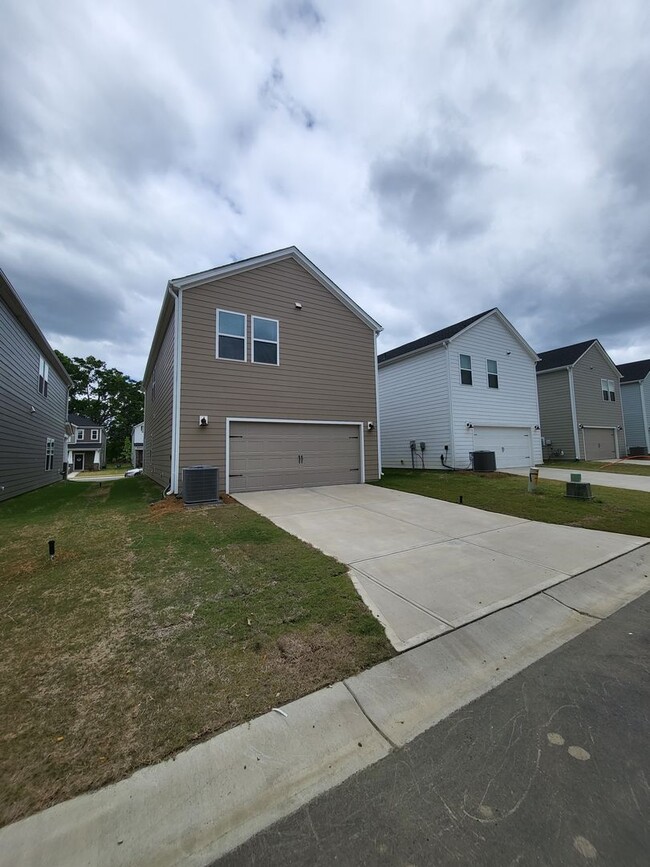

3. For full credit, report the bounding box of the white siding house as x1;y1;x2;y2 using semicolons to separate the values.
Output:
378;309;543;470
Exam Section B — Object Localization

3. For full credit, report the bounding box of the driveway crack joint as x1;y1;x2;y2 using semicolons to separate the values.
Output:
542;591;604;621
343;681;398;751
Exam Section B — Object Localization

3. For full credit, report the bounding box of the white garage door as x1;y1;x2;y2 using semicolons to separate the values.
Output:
473;426;532;469
229;421;362;493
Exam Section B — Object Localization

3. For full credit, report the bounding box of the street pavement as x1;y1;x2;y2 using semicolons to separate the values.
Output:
217;591;650;867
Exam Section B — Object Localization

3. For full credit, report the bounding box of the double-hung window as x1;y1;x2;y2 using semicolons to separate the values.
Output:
45;438;55;471
460;354;472;385
76;429;84;441
252;316;279;365
217;310;246;361
91;429;99;441
487;359;499;389
38;357;49;397
601;378;616;401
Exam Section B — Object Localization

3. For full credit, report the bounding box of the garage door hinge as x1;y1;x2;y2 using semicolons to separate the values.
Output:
349;436;359;439
229;474;243;478
229;435;244;438
350;468;359;471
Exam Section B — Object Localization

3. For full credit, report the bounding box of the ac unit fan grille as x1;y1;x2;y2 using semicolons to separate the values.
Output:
182;466;219;505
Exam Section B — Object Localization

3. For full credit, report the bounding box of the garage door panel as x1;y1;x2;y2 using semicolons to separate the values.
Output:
583;428;616;460
230;422;361;492
472;427;532;469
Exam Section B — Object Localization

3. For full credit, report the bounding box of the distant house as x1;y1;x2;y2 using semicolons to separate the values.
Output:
0;268;73;502
536;340;626;460
142;247;381;494
617;359;650;456
67;413;107;471
378;308;543;470
131;421;144;467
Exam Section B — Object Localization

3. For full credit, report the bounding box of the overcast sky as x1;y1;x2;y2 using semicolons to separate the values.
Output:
2;0;648;379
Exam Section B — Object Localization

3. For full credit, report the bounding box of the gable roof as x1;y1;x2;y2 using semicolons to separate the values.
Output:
536;339;596;372
69;412;102;428
617;358;650;383
377;308;539;365
0;268;73;388
143;246;382;385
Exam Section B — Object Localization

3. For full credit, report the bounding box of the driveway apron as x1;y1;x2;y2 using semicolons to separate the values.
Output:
234;485;647;651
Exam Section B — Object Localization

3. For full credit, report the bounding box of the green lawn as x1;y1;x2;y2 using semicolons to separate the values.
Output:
373;469;650;537
0;479;392;827
542;460;650;477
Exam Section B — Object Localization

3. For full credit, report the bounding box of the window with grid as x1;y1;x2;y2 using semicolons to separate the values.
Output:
76;429;84;441
460;354;472;385
45;438;55;471
601;378;616;401
252;316;279;365
38;357;49;397
91;429;99;441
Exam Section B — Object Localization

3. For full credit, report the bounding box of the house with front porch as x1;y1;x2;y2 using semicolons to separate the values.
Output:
67;413;106;471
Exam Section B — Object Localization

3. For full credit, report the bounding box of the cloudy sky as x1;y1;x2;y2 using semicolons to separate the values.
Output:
2;0;649;379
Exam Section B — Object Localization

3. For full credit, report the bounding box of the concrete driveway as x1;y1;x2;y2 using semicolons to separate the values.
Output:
502;466;650;493
234;485;648;651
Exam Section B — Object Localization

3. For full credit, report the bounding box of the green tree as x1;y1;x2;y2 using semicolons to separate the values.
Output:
120;436;132;466
55;352;144;462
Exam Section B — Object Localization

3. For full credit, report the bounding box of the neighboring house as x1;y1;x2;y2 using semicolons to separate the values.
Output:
617;359;650;455
67;413;107;471
0;268;73;502
536;340;626;460
378;308;542;470
142;247;382;495
131;421;144;467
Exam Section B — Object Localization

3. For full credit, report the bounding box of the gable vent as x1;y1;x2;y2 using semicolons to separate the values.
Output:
182;466;220;505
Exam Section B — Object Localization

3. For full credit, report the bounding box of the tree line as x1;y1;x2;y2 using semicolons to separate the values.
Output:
55;352;144;464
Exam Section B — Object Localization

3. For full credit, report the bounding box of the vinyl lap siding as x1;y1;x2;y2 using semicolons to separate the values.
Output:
536;370;576;459
379;348;450;469
178;259;379;488
144;314;174;489
450;315;542;467
572;344;626;456
0;296;68;501
620;382;647;451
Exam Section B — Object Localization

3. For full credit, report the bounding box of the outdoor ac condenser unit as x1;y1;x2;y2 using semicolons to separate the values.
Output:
182;466;220;505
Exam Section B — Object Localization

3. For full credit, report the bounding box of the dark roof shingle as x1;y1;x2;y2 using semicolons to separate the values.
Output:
68;412;101;427
536;340;596;372
378;309;496;364
617;359;650;383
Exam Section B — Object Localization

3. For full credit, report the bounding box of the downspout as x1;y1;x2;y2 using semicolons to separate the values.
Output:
567;366;581;459
168;283;183;494
374;331;382;478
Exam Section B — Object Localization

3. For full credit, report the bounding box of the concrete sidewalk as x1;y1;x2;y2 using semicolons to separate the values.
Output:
1;546;648;867
235;485;647;651
503;465;650;492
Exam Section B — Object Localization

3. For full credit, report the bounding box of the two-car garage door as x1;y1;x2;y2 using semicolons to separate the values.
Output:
472;426;532;469
229;421;362;493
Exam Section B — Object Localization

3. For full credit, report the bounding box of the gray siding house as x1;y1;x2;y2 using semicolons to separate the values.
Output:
0;268;73;501
143;247;382;495
537;340;626;460
617;359;650;455
66;413;107;471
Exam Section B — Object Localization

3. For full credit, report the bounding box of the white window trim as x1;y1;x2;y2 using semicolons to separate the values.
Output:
91;429;100;441
38;357;49;397
45;437;55;471
216;309;247;362
601;378;616;402
251;316;280;366
224;418;365;494
76;429;84;441
486;358;499;389
459;354;472;386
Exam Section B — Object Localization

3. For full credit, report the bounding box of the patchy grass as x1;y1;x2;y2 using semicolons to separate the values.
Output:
543;460;650;477
0;479;391;827
373;469;650;537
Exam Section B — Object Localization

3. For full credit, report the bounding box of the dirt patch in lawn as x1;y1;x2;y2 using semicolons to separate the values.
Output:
0;478;392;827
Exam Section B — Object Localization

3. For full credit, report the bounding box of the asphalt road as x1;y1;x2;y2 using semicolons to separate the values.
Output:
215;592;650;866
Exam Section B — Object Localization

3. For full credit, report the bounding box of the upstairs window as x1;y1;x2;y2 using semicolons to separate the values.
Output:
601;378;616;401
217;310;246;361
45;438;54;471
252;316;279;365
38;357;49;397
460;354;472;385
91;429;99;441
487;359;499;389
76;429;84;441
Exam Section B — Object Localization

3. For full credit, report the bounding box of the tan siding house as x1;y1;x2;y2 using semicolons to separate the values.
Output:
536;340;626;460
143;248;382;495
